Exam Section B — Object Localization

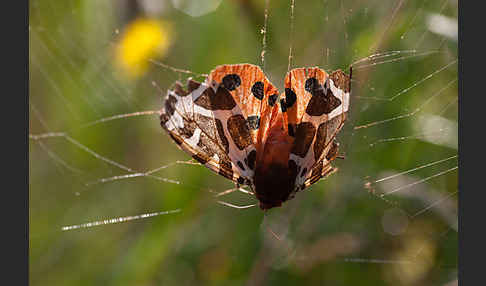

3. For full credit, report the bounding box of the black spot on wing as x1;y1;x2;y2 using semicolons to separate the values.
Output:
268;94;278;107
280;99;287;112
194;86;236;110
305;81;341;116
246;150;257;170
247;115;260;130
237;161;246;171
222;74;241;91
285;88;297;108
305;77;320;94
251;81;264;100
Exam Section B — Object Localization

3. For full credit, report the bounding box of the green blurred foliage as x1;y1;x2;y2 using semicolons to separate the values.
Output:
30;0;457;285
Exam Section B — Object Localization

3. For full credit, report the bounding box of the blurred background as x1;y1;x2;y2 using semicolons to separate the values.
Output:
29;0;458;285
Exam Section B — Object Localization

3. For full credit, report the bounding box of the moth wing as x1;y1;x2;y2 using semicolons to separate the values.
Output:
282;67;351;190
160;64;280;185
302;141;339;189
160;80;239;182
207;64;280;150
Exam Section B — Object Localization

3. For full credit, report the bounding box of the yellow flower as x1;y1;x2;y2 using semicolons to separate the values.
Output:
115;18;172;78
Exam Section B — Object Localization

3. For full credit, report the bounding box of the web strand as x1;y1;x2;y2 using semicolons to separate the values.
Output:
81;110;161;128
149;59;208;78
382;166;458;196
369;0;406;52
351;58;457;116
372;155;457;185
355;78;456;130
61;209;182;231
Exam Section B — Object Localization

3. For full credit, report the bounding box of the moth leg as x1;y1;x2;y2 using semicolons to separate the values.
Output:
214;187;240;197
213;186;254;197
235;180;255;196
237;187;254;196
216;201;257;209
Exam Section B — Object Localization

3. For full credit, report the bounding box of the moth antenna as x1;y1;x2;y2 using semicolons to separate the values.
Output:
287;0;296;71
261;0;270;71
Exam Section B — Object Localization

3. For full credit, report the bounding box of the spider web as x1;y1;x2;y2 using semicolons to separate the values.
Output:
29;0;457;285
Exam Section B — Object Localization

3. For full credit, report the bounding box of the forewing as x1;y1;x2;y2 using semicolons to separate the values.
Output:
160;64;279;186
207;64;280;150
281;67;351;190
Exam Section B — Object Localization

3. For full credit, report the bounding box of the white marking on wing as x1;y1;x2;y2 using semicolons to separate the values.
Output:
191;82;209;101
328;80;350;120
185;128;202;147
193;104;214;117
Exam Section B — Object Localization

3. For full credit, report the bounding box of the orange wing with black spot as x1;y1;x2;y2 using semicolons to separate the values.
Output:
281;67;351;190
207;64;280;149
160;64;280;187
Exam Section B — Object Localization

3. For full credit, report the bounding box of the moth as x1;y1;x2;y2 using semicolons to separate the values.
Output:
160;64;351;210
